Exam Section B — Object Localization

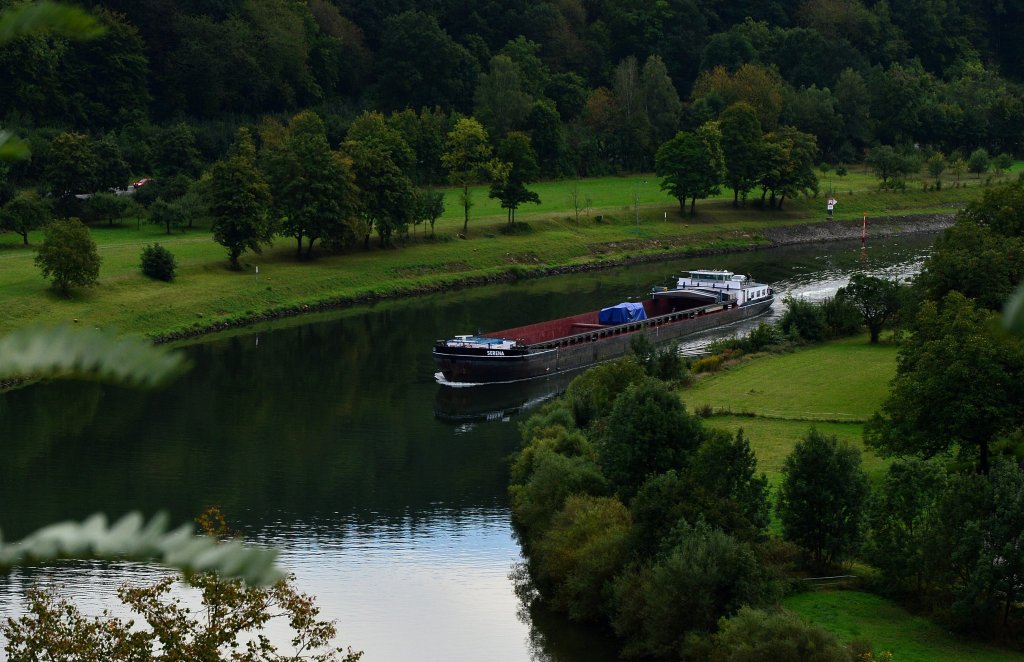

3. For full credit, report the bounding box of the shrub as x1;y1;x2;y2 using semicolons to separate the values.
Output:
692;354;724;373
630;335;689;384
707;606;854;661
140;243;177;281
779;296;825;341
501;221;533;235
746;321;780;351
819;296;863;338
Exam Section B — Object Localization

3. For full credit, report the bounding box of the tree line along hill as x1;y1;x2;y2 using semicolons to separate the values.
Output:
1;0;1023;203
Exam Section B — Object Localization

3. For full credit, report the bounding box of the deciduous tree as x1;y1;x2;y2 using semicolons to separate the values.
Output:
777;428;868;569
612;521;769;658
1;189;49;244
865;293;1024;474
759;126;818;209
837;273;900;343
927;152;946;187
92;133;131;192
264;111;359;258
489;131;540;229
655;124;724;215
915;219;1024;311
347;142;414;247
640;55;681;149
46;132;96;200
2;509;362;661
346;111;414;175
533;495;632;622
82;191;133;227
413;188;445;238
719;103;763;207
442;117;493;236
208;129;274;269
629;430;769;555
148;198;185;235
474;55;532;139
376;11;478;112
153;123;202;178
610;56;652;170
967;147;990;178
34;217;101;295
864;458;947;593
694;64;784;131
598;378;706;498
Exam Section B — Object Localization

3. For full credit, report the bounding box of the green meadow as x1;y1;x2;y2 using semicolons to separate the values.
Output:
695;339;1024;660
785;591;1024;662
0;167;1001;339
683;336;898;484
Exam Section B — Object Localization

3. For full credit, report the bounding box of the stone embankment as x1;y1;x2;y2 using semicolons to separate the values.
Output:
763;212;956;245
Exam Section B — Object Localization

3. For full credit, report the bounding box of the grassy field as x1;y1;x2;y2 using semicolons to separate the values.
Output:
785;590;1024;662
704;341;1024;660
685;336;898;422
436;165;1014;226
0;167;1002;339
682;336;899;484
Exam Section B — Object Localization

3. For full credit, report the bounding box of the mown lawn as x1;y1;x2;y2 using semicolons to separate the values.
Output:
682;336;899;487
785;591;1024;662
686;336;899;422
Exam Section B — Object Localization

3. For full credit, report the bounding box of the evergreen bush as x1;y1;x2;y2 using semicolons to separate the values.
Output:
140;243;177;281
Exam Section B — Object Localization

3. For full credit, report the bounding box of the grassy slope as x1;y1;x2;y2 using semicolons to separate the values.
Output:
0;168;999;338
695;339;1024;660
683;335;898;484
785;591;1024;662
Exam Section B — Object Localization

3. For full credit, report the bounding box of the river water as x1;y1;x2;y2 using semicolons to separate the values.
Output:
0;234;934;660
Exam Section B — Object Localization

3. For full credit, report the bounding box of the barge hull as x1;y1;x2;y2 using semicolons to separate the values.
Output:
435;298;772;384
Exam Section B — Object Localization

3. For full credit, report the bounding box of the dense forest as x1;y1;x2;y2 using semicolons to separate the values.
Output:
2;0;1023;196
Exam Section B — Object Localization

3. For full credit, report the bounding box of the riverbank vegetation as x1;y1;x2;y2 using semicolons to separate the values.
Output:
0;167;992;339
508;182;1024;659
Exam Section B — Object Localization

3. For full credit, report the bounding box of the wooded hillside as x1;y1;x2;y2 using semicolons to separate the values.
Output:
1;0;1022;186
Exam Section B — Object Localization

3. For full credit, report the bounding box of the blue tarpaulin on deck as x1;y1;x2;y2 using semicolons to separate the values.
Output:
598;302;647;325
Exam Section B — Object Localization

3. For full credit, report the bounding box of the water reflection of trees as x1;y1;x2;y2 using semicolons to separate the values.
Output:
510;563;620;662
0;306;520;538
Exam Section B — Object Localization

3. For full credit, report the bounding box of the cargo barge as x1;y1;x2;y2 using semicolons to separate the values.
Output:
433;270;774;384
